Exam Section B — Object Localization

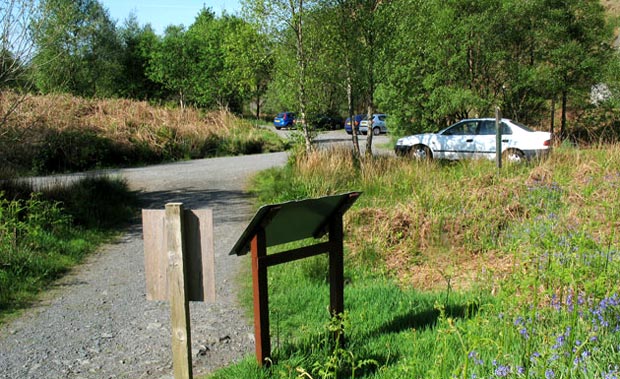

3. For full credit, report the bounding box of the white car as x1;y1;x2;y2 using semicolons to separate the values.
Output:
360;114;388;135
395;118;551;162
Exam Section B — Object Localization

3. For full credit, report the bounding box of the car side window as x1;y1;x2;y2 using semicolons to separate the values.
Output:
475;121;513;135
500;122;512;135
477;121;495;135
446;121;477;135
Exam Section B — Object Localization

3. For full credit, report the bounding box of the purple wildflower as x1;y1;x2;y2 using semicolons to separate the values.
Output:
494;364;511;377
468;350;483;365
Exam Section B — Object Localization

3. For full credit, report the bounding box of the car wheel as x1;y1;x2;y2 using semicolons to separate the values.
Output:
372;127;381;136
275;126;281;130
502;149;525;163
411;145;432;160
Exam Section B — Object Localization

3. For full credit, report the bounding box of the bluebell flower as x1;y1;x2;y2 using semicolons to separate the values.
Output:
494;364;510;377
545;369;555;379
468;350;483;365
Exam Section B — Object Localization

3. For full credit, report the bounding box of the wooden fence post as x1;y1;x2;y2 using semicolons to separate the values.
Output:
495;106;502;170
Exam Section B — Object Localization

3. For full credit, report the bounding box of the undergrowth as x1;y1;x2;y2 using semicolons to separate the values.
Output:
0;176;138;322
207;144;620;378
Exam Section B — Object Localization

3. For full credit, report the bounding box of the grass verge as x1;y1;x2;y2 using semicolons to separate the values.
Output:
206;144;620;378
0;176;139;322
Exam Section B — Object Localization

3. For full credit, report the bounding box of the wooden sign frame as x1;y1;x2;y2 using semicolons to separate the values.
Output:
231;192;361;366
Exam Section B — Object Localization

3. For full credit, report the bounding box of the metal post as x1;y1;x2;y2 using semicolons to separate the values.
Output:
251;228;270;366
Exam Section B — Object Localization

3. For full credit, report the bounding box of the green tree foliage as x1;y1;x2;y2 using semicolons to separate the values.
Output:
220;16;273;118
185;9;227;109
244;0;319;151
146;9;262;112
146;25;196;108
377;0;612;136
31;0;122;97
116;15;166;100
9;0;616;142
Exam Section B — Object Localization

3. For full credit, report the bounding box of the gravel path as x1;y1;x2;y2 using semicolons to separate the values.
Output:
0;152;288;379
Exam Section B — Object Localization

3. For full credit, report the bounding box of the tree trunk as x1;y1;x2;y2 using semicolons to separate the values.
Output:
365;45;375;158
347;60;360;156
255;83;261;120
560;90;567;141
550;97;555;138
293;0;312;152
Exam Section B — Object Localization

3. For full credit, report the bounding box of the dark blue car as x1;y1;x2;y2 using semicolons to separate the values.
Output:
344;114;365;134
274;112;295;129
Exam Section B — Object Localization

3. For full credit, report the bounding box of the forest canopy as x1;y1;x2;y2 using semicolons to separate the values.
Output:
2;0;619;141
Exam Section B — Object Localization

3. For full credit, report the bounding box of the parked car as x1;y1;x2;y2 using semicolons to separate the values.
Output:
273;112;295;129
344;114;365;134
310;114;344;130
360;114;388;135
394;118;551;162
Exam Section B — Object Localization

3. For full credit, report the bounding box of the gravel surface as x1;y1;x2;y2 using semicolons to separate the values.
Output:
0;152;288;379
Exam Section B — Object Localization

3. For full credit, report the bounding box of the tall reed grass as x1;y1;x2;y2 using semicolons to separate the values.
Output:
0;91;287;176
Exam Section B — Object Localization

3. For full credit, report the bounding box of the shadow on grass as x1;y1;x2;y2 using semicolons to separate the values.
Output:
263;300;480;378
374;302;480;336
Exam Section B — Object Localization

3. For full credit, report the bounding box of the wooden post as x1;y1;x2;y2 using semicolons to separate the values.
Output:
251;227;270;366
328;215;345;346
495;107;502;170
166;203;193;379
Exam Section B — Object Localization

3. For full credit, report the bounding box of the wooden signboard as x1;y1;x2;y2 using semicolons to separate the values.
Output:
142;207;216;302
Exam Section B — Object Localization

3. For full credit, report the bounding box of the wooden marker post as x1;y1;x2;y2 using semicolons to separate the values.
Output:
143;203;215;379
496;106;502;170
166;203;193;379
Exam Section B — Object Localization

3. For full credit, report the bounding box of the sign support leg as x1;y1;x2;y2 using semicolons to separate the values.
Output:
329;215;345;347
251;228;271;366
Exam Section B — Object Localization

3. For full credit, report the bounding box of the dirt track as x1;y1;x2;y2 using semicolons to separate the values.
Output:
0;152;288;379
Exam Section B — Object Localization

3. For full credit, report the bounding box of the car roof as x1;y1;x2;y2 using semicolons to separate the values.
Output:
459;118;511;122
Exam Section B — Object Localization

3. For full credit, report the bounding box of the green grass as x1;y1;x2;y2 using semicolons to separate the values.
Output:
0;176;138;322
206;144;620;379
